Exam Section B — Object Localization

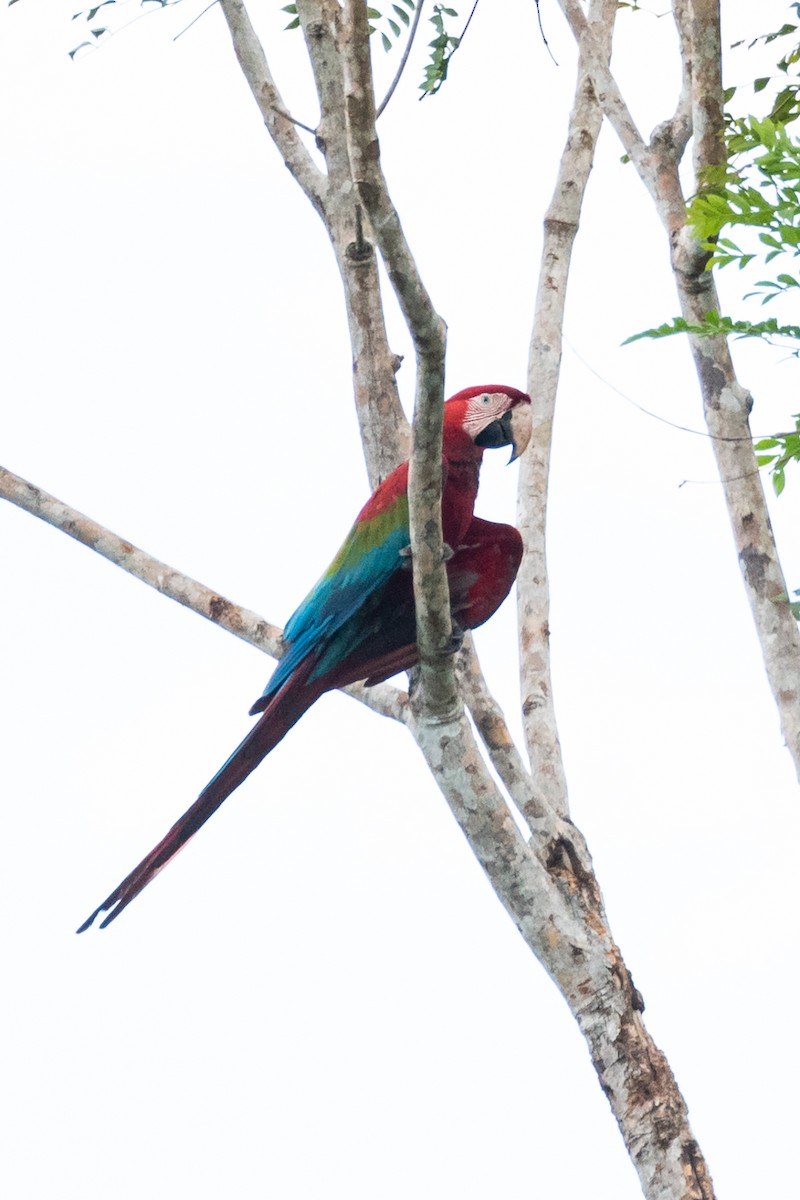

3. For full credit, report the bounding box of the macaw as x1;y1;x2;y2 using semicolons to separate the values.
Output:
78;385;532;931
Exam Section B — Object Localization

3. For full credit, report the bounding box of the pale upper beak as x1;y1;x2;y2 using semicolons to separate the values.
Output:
473;394;533;462
507;400;533;463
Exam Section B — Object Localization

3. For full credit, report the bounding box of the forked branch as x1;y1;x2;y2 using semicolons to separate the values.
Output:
555;0;800;781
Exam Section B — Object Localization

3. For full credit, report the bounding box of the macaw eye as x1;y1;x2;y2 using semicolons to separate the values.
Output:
481;394;490;404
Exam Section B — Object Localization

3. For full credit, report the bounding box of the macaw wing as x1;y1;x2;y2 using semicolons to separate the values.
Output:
252;470;411;711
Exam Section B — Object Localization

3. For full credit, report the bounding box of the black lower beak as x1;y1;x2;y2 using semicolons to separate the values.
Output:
475;410;515;450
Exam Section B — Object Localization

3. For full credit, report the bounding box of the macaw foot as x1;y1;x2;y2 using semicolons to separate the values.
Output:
399;542;455;566
446;621;465;655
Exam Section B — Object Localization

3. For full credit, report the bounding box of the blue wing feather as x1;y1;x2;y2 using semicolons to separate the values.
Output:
254;483;410;706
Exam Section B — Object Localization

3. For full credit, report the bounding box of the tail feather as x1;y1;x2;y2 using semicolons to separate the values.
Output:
77;665;321;932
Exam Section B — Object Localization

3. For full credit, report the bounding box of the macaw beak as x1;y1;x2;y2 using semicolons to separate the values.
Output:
506;400;533;462
475;399;533;463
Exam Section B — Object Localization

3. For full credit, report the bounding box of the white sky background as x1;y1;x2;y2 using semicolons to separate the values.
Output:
1;1;799;1196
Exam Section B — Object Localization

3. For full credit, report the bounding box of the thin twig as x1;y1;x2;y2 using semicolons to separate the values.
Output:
270;104;318;137
566;340;782;442
376;0;425;118
457;0;481;45
173;0;219;42
534;0;558;66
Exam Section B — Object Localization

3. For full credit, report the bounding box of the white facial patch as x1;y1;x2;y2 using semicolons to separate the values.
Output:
463;392;515;439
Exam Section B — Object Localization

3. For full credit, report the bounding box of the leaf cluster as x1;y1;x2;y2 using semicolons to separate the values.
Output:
420;5;460;98
754;415;800;496
628;10;800;498
282;0;416;48
687;116;800;306
68;0;170;58
281;1;461;100
624;310;800;347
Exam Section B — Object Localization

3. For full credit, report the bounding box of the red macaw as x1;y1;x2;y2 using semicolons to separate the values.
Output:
78;385;532;930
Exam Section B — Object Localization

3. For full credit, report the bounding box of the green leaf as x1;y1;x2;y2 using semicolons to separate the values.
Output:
381;30;391;50
392;3;410;25
767;22;798;42
284;15;300;28
773;468;786;495
754;77;770;93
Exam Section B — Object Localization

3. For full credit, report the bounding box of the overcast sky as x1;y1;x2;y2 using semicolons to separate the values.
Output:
1;2;798;1197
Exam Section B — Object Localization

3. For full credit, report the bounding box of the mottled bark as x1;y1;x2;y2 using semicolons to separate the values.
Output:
340;0;453;719
518;0;616;823
1;4;758;1198
555;0;800;782
0;465;407;725
220;0;408;488
511;1;717;1193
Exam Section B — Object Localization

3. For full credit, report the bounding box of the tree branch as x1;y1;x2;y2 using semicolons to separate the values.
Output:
341;0;453;720
556;0;800;781
219;0;408;487
513;4;722;1192
200;4;729;1191
375;0;425;118
295;0;411;485
410;698;713;1200
672;0;800;778
218;0;327;214
0;464;408;725
518;0;616;821
456;638;550;824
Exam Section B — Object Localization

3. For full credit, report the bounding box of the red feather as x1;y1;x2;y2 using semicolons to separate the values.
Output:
78;387;530;930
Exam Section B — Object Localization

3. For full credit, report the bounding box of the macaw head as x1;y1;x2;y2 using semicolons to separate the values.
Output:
443;385;532;462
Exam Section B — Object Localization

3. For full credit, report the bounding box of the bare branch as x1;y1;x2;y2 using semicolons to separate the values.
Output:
0;464;408;725
375;0;425;118
295;0;411;485
412;701;714;1200
555;0;648;170
512;4;723;1188
654;0;692;156
337;228;411;487
518;0;616;819
670;0;800;777
297;0;352;187
217;0;407;485
341;0;453;719
557;0;800;785
218;0;327;213
456;639;550;824
686;0;726;177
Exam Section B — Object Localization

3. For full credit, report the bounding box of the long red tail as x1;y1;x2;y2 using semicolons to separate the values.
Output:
77;666;321;931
